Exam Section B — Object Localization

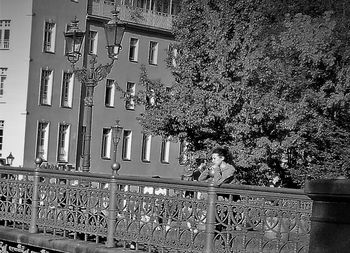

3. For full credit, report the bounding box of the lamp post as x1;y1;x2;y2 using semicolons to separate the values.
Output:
6;152;14;166
111;121;123;173
64;10;126;173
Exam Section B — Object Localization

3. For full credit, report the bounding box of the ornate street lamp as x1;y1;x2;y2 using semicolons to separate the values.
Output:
64;11;126;173
111;120;123;173
6;152;14;166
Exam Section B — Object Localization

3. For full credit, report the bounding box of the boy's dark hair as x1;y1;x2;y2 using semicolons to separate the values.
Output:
211;147;233;164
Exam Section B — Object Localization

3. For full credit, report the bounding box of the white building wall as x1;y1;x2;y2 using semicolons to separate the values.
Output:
0;0;33;166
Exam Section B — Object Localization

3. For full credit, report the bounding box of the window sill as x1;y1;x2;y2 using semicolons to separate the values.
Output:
101;157;111;160
39;103;52;107
129;60;138;63
122;158;131;161
105;105;115;108
44;50;55;54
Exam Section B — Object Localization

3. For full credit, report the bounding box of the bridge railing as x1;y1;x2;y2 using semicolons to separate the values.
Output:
0;163;312;253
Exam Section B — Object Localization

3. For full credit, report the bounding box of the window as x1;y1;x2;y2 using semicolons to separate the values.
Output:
122;130;132;160
61;72;74;108
0;20;10;49
101;128;112;159
36;122;49;161
88;31;98;55
125;82;135;110
0;68;7;97
169;45;178;67
57;124;70;162
39;68;53;105
149;41;158;65
179;140;188;165
129;38;139;62
43;21;56;53
105;79;115;107
0;121;3;151
161;138;170;163
141;134;152;162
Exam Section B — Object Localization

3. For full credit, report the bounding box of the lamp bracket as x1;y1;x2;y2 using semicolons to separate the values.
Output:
72;55;114;85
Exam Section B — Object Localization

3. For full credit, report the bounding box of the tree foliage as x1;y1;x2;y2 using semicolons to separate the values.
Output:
135;0;350;187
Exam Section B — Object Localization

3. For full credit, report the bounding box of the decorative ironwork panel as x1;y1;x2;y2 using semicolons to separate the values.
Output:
113;183;208;252
212;190;312;253
35;175;110;242
0;173;32;229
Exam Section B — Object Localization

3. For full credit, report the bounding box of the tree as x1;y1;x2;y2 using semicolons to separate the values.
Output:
134;0;350;187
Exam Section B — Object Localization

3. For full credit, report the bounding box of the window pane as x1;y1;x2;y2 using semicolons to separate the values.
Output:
0;121;4;150
0;20;11;49
125;82;135;110
122;130;132;160
61;72;73;107
141;134;152;162
89;31;98;55
44;22;55;53
129;38;139;62
105;79;115;107
57;124;70;162
101;128;112;158
149;41;158;65
40;69;53;105
36;122;49;161
161;139;170;163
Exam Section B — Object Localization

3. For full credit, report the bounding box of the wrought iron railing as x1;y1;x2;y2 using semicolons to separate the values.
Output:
0;162;312;252
91;0;174;30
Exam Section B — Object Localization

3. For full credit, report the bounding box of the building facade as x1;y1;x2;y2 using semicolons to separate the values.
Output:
1;0;184;178
0;0;33;166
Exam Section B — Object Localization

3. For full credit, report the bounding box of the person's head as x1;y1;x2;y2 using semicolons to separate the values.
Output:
211;147;229;167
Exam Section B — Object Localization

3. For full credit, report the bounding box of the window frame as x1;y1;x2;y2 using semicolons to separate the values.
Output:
101;128;112;159
105;79;115;107
149;41;158;65
160;138;170;164
57;123;70;162
0;68;7;97
43;21;56;53
61;71;74;108
129;38;139;62
179;139;188;165
122;130;132;161
125;82;135;110
0;20;11;50
36;121;50;161
141;133;152;162
0;120;4;151
88;31;98;55
39;68;53;106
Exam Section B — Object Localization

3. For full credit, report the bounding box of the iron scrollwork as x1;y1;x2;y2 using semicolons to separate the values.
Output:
71;55;114;86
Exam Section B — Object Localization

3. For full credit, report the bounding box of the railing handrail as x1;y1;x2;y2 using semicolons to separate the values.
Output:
0;165;306;196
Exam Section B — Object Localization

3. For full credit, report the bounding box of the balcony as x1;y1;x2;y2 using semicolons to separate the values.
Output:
91;0;179;30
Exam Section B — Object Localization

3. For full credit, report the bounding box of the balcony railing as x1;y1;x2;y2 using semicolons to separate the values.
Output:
91;0;174;30
0;163;312;252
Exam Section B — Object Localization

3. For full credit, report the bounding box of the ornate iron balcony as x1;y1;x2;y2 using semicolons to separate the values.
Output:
91;0;175;30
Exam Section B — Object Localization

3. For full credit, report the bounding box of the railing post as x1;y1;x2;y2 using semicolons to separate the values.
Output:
204;183;217;253
106;162;120;247
29;158;42;233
